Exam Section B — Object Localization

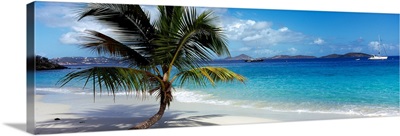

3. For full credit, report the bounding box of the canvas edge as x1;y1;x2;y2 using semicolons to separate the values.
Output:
27;1;36;134
23;1;400;135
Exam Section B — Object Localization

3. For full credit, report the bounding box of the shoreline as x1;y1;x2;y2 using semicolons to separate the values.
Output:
34;93;368;134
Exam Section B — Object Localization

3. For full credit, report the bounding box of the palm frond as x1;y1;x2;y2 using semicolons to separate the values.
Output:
150;6;184;66
57;67;164;100
172;66;246;87
81;30;150;66
177;9;230;60
154;7;230;75
79;3;155;64
79;3;154;42
156;6;184;36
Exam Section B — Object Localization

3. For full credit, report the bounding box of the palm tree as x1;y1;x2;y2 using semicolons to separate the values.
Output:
58;4;245;129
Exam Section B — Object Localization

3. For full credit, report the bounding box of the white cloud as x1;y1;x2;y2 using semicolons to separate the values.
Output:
60;32;81;44
238;47;251;51
246;20;256;25
279;27;289;32
61;19;117;45
36;3;126;45
252;22;271;30
313;38;325;45
368;41;380;51
242;34;262;41
222;19;305;46
288;47;297;54
35;2;82;28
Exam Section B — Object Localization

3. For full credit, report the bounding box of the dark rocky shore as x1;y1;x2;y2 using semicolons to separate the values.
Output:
36;56;67;70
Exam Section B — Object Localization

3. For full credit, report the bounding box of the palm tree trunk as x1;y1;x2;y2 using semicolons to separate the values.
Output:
129;84;171;129
129;100;167;129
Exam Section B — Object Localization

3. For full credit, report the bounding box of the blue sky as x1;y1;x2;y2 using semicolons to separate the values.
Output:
34;2;399;58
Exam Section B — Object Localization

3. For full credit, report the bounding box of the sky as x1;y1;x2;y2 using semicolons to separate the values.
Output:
34;2;399;58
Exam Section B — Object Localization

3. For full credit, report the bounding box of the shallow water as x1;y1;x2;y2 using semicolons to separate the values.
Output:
35;57;400;116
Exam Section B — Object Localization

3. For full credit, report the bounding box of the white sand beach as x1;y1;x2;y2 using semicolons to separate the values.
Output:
34;93;362;134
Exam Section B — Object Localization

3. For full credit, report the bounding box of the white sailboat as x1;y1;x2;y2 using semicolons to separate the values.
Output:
369;55;388;60
368;36;388;60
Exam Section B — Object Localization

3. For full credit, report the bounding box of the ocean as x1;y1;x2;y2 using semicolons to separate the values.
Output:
35;57;400;117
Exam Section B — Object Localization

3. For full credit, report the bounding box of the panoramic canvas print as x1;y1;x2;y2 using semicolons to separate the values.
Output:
27;1;399;134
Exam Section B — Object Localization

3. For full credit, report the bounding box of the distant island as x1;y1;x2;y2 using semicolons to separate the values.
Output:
224;52;373;61
224;54;252;60
50;56;123;65
269;55;317;59
41;52;376;67
320;52;371;58
36;56;67;70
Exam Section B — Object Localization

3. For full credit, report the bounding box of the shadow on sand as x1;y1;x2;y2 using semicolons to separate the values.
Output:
35;104;226;134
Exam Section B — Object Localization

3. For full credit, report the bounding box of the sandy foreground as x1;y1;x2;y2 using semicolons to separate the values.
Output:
34;93;361;134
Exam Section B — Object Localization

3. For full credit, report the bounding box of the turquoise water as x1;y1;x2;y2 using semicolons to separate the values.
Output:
35;57;400;116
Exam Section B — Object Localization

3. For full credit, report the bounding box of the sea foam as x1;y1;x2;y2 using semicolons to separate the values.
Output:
35;87;400;117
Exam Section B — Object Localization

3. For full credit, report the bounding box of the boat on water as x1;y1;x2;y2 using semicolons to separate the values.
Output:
368;55;388;60
245;59;263;62
368;36;388;60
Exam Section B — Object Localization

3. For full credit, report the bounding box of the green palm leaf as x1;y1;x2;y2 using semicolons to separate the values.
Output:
173;66;246;87
57;67;164;100
79;3;154;42
78;4;156;66
152;7;230;77
81;30;150;66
